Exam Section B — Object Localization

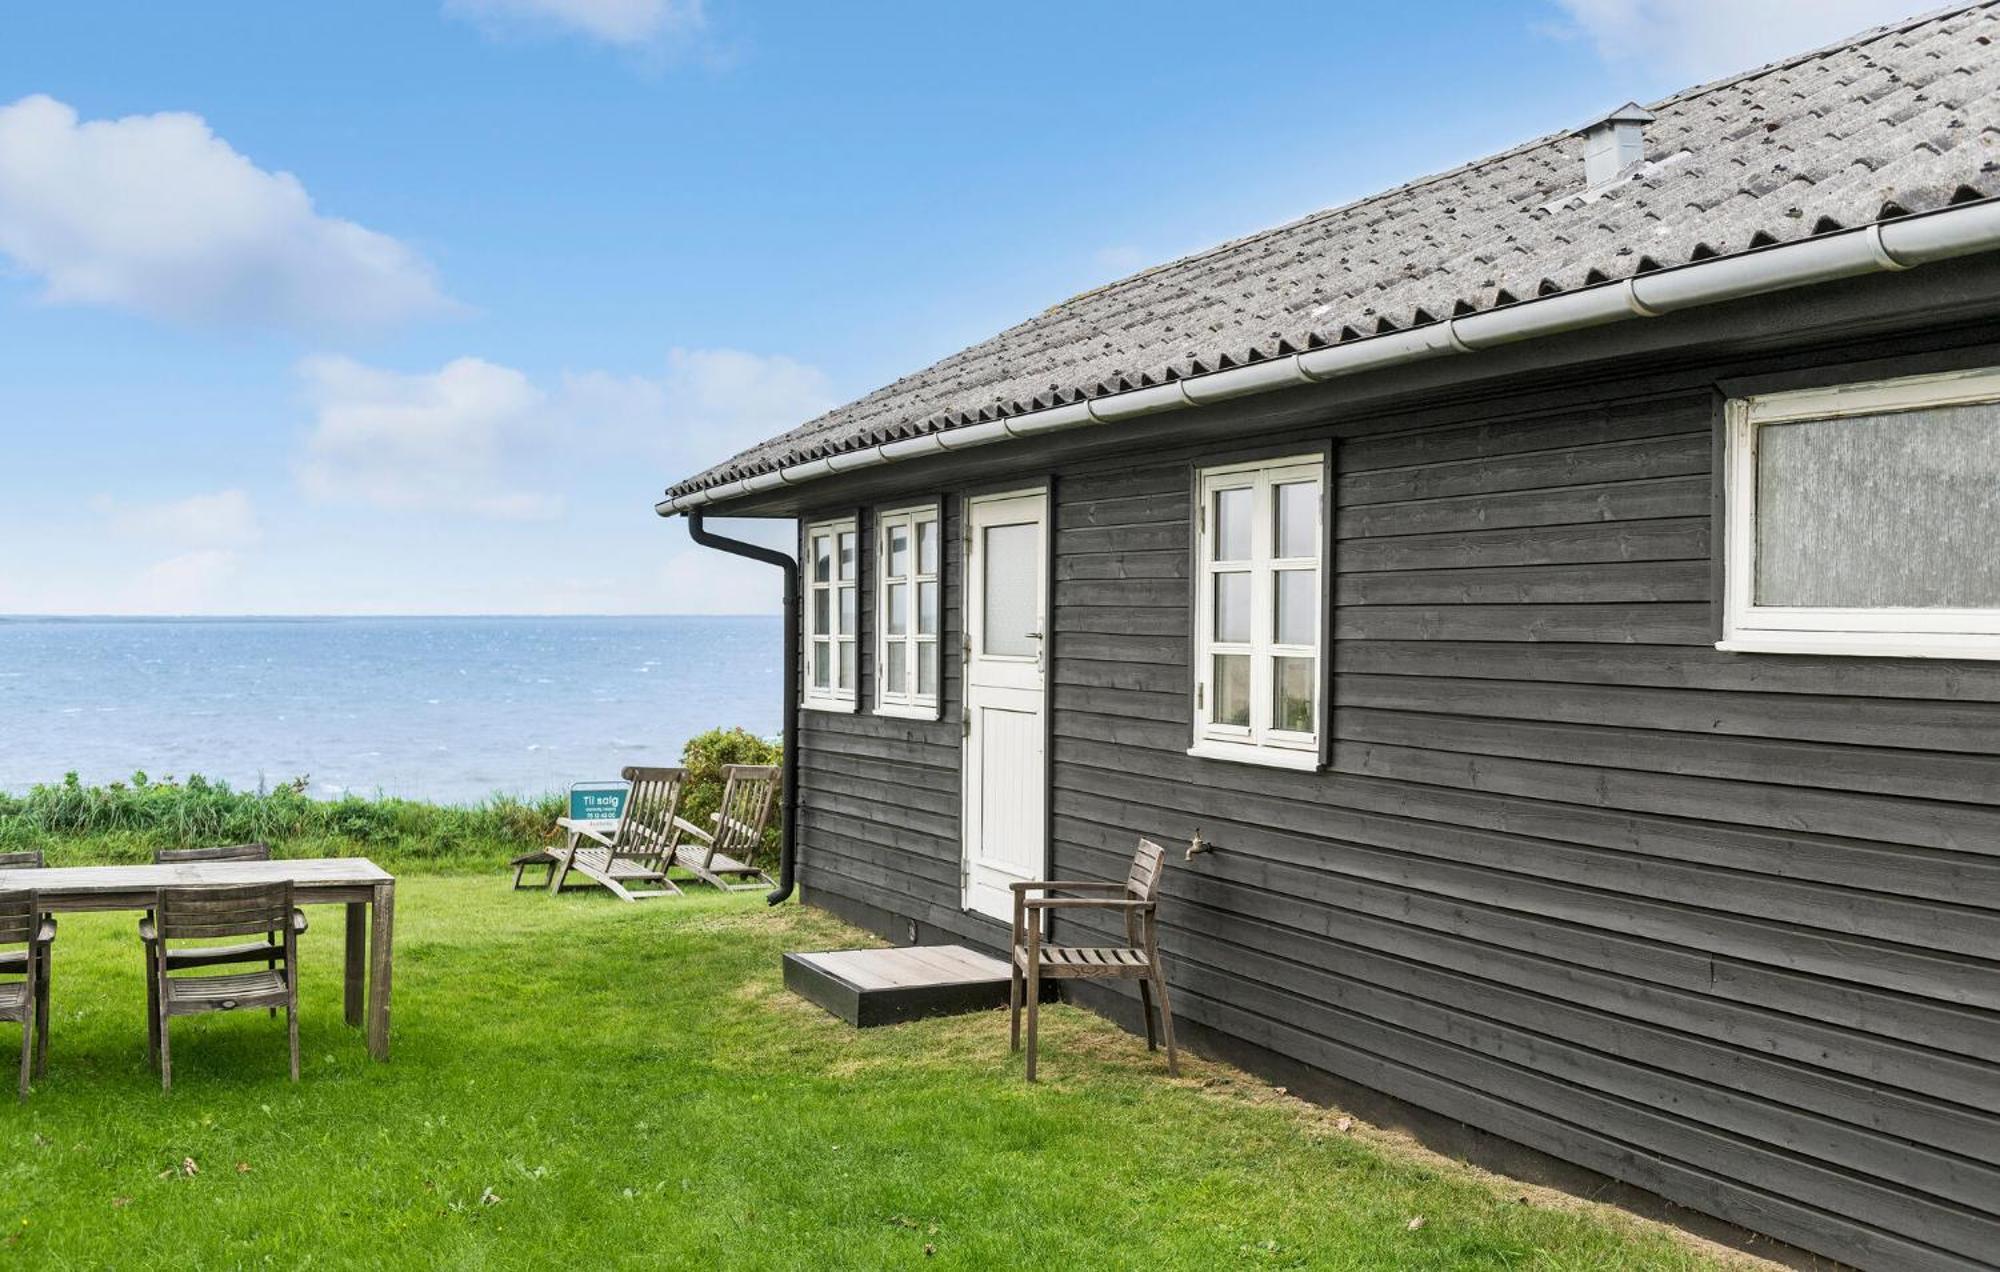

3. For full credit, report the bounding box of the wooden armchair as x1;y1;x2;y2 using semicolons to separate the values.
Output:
0;889;54;1099
671;764;778;893
143;883;305;1091
1009;838;1177;1082
0;852;55;1089
147;842;281;1018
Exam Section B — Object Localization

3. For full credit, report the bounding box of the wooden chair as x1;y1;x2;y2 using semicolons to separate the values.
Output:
142;883;305;1091
0;853;55;1087
148;843;280;1017
1010;838;1177;1082
155;843;271;864
536;766;688;901
0;890;54;1099
671;764;778;893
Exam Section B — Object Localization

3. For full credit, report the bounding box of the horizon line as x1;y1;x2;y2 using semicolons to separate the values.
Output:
0;612;779;622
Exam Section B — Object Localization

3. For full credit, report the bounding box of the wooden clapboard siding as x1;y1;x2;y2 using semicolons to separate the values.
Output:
1026;377;2000;1271
784;338;2000;1267
794;498;977;942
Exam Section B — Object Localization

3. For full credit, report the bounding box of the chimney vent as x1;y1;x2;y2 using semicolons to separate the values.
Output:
1576;102;1655;187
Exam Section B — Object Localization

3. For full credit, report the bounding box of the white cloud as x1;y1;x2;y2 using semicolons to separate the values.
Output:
295;347;833;522
129;549;242;613
0;94;451;332
655;519;795;615
1547;1;1925;83
564;347;835;471
298;355;559;519
92;489;261;549
446;0;706;47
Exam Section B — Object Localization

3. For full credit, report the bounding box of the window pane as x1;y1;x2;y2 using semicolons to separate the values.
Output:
917;518;939;575
812;534;831;584
1274;569;1316;646
838;585;856;636
885;583;908;636
917;580;939;635
1273;656;1315;733
885;641;907;697
1213;486;1251;561
811;589;829;637
838;640;855;691
812;641;830;689
1213;654;1251;727
1213;572;1250;644
1275;481;1318;559
982;521;1040;656
887;525;910;579
837;532;857;582
1756;404;2000;607
918;642;938;697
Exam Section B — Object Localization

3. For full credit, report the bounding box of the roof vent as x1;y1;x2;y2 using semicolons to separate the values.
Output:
1576;102;1655;187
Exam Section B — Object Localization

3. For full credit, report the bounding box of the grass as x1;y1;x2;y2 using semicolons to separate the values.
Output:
0;872;1745;1270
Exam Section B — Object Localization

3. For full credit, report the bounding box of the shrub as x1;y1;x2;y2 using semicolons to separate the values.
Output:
679;726;784;861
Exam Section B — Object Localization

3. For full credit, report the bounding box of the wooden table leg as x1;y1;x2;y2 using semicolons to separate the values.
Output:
344;902;366;1028
367;881;395;1061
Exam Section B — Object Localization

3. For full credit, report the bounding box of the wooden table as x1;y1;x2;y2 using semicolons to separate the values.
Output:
0;858;396;1061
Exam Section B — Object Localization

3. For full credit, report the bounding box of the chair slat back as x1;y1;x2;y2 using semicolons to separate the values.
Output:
155;843;272;864
0;891;36;948
1125;839;1167;903
709;765;778;862
157;883;294;943
619;766;687;852
0;850;42;869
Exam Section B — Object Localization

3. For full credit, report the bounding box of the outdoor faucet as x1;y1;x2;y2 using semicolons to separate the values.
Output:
1185;829;1210;861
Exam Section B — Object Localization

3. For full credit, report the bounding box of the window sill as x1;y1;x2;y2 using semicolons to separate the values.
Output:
1718;634;2000;661
873;700;940;720
1185;742;1321;772
799;699;857;714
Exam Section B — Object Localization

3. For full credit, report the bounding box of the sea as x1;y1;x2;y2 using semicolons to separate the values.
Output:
0;616;782;805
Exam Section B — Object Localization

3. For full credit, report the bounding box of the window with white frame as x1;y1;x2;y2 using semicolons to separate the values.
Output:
803;516;859;708
1191;455;1324;768
876;505;941;716
1723;366;2000;660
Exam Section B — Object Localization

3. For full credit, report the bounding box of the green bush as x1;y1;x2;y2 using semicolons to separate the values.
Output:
679;726;784;861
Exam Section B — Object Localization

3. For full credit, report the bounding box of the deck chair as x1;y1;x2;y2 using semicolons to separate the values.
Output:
541;766;688;901
0;889;54;1099
1010;838;1178;1082
671;764;778;893
143;883;305;1091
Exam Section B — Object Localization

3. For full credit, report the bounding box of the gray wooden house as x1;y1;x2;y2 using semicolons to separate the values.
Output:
660;9;2000;1268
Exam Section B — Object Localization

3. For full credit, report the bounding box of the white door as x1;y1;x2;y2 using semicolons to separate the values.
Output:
961;489;1049;924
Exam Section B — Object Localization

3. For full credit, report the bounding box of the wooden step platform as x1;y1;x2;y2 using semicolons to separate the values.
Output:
784;944;1034;1027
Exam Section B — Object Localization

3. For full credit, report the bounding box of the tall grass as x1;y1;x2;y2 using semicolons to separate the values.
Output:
0;771;562;868
0;725;784;870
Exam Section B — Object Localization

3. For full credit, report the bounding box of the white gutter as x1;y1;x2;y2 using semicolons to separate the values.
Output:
657;199;2000;516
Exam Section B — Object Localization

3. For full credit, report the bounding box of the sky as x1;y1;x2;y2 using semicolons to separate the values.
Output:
0;0;1932;616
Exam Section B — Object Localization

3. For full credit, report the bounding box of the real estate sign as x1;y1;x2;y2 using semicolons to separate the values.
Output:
569;780;629;823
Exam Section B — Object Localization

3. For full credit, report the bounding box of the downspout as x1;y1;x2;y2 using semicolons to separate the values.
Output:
681;509;800;905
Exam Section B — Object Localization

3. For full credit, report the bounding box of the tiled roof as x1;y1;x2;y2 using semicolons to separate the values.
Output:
667;3;2000;499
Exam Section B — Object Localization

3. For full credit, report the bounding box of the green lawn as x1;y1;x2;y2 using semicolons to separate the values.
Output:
2;873;1739;1269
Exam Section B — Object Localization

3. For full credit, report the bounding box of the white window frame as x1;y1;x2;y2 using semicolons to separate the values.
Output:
1190;454;1324;770
1721;365;2000;661
875;504;942;719
802;515;859;710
